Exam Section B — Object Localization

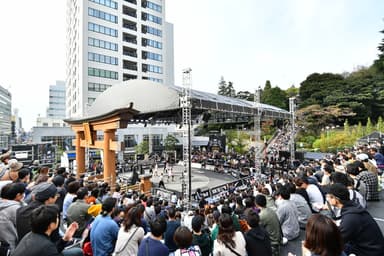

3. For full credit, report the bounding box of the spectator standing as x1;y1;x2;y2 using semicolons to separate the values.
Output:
170;226;202;256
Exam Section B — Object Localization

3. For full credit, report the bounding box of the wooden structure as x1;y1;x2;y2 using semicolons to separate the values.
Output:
65;106;139;190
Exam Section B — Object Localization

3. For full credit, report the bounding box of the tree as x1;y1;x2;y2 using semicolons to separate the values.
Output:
261;80;288;110
164;134;178;151
236;91;254;101
218;76;227;96
285;85;299;98
377;116;384;132
366;117;374;134
344;119;350;135
135;140;149;154
227;81;236;97
374;28;384;72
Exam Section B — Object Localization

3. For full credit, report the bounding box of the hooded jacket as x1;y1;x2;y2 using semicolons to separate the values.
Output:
0;199;22;251
339;201;384;256
244;226;272;256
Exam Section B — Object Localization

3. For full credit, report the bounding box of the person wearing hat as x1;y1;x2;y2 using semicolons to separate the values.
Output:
16;182;59;241
1;159;23;182
326;183;384;256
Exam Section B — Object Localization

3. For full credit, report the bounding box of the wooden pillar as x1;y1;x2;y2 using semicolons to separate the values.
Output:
75;131;85;179
103;130;116;189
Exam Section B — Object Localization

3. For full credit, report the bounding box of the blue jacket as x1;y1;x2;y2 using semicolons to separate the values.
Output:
90;215;119;256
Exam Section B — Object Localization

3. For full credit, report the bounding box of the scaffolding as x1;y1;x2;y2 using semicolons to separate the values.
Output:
181;68;192;205
289;97;296;166
254;86;262;172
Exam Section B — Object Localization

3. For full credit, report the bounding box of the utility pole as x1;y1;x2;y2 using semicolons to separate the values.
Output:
181;68;192;206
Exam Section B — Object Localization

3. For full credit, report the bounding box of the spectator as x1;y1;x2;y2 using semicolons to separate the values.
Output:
62;181;81;221
302;214;346;256
90;197;119;256
164;206;181;252
255;194;282;256
327;183;384;255
66;187;91;237
12;205;79;256
170;226;202;256
138;216;169;256
244;210;272;256
213;213;246;256
285;182;312;229
0;182;25;253
192;215;212;256
113;206;145;256
275;185;300;241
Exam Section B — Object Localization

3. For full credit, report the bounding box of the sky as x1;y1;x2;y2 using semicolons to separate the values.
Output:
0;0;383;131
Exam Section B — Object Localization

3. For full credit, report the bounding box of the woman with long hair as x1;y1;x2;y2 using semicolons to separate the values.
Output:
213;213;246;256
113;206;145;255
303;214;346;256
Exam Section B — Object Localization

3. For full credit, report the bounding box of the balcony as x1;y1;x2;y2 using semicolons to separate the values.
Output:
123;46;137;58
123;19;137;31
124;0;137;4
123;74;137;81
123;60;138;71
122;32;137;45
123;6;137;18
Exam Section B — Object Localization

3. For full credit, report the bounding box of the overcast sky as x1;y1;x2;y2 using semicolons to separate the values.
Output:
0;0;383;131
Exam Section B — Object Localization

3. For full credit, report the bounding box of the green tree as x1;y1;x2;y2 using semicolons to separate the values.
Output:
366;117;374;134
344;119;350;135
261;80;288;110
374;28;384;72
226;130;249;154
135;140;149;154
356;122;364;138
285;85;299;98
377;116;384;132
164;134;178;151
218;76;227;96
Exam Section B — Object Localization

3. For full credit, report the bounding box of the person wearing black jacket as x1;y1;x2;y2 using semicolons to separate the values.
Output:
13;205;78;256
244;210;272;256
327;183;384;256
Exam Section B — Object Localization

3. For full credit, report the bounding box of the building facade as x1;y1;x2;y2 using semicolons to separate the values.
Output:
66;0;174;118
47;80;66;119
0;85;12;148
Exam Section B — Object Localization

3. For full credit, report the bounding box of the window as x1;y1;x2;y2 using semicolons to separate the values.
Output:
88;82;112;92
88;52;118;65
145;25;162;37
146;38;162;49
147;64;163;74
142;12;162;25
88;7;118;23
146;1;162;13
88;67;118;79
89;0;118;9
88;37;118;51
88;22;118;37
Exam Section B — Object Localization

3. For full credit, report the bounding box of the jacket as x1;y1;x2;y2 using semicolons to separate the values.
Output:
339;201;384;256
192;232;212;256
0;199;21;251
245;226;272;256
258;207;282;246
213;231;246;256
12;232;65;256
66;199;91;237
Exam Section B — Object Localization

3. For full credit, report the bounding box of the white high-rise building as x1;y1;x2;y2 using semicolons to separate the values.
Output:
47;80;66;119
66;0;174;118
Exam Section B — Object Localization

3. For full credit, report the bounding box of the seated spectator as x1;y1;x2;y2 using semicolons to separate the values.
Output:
12;205;79;256
0;182;25;253
302;214;346;256
192;215;212;256
90;197;119;256
255;194;282;256
66;187;91;237
213;213;246;256
327;183;384;255
170;226;202;256
138;216;169;256
244;210;272;256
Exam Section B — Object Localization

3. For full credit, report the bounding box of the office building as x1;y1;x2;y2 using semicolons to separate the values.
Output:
47;80;66;119
0;85;12;148
66;0;174;118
